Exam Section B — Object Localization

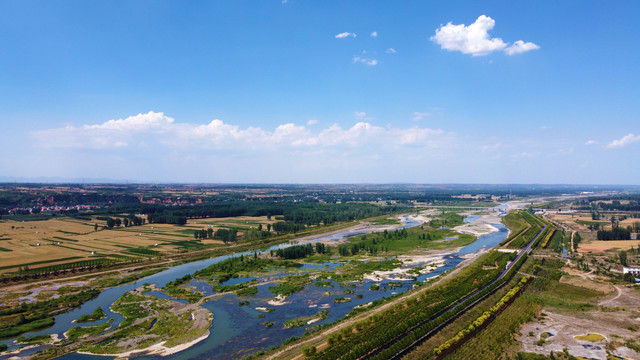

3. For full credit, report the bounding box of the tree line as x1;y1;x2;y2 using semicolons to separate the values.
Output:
597;227;632;240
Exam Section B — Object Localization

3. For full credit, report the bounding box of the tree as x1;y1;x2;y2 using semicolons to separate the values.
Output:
94;223;98;232
123;218;129;227
573;232;582;251
619;250;628;266
302;345;316;357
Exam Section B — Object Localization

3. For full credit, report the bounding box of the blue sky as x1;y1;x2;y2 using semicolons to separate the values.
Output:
1;1;639;184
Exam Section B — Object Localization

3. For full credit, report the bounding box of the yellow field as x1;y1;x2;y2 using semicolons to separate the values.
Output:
0;215;275;273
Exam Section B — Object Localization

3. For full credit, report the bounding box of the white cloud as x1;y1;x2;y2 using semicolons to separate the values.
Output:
32;112;449;152
505;40;540;55
352;56;378;66
386;48;396;54
539;125;551;130
370;31;378;37
335;32;356;39
430;15;539;56
412;112;431;121
85;111;174;131
585;140;598;146
607;133;640;148
31;111;175;149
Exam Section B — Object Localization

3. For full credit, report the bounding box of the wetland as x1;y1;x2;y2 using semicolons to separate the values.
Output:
1;211;509;360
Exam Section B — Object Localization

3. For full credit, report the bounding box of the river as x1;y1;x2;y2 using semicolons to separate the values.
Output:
1;215;507;360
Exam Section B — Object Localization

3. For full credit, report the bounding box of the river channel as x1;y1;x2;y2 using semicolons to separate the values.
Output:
2;215;508;360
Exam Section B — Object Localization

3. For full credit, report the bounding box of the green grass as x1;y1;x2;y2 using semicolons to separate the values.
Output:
52;236;78;242
236;286;259;296
283;310;329;328
57;230;82;235
75;307;106;323
370;218;401;225
124;247;162;257
66;322;111;341
336;225;476;256
16;334;53;344
333;297;351;303
269;283;305;296
0;247;11;252
0;317;55;339
532;281;600;312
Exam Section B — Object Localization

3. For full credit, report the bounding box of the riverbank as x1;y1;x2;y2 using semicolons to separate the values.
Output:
453;211;503;237
362;250;454;282
293;213;421;245
78;330;210;358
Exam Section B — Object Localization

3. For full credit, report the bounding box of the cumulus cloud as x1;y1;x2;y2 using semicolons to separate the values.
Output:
370;31;378;37
32;111;449;151
607;133;640;148
84;111;174;131
386;48;397;54
430;15;539;56
31;111;175;149
352;56;378;66
585;140;598;146
307;119;318;126
335;32;356;39
505;40;540;55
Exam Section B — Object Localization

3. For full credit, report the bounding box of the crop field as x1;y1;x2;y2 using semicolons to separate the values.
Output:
0;215;275;274
577;240;640;252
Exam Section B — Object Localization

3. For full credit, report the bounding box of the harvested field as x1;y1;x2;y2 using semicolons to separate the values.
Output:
0;216;275;273
0;215;277;273
577;240;640;253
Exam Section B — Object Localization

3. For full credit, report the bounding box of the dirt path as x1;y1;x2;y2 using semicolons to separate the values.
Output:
263;253;483;360
598;285;622;306
570;231;575;252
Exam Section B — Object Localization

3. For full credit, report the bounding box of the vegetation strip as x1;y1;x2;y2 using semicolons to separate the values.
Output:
433;276;531;357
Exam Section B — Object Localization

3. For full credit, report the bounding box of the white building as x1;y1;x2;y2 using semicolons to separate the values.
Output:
623;267;640;276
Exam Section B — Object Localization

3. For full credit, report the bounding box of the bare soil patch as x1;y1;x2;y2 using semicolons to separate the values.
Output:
517;286;640;359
